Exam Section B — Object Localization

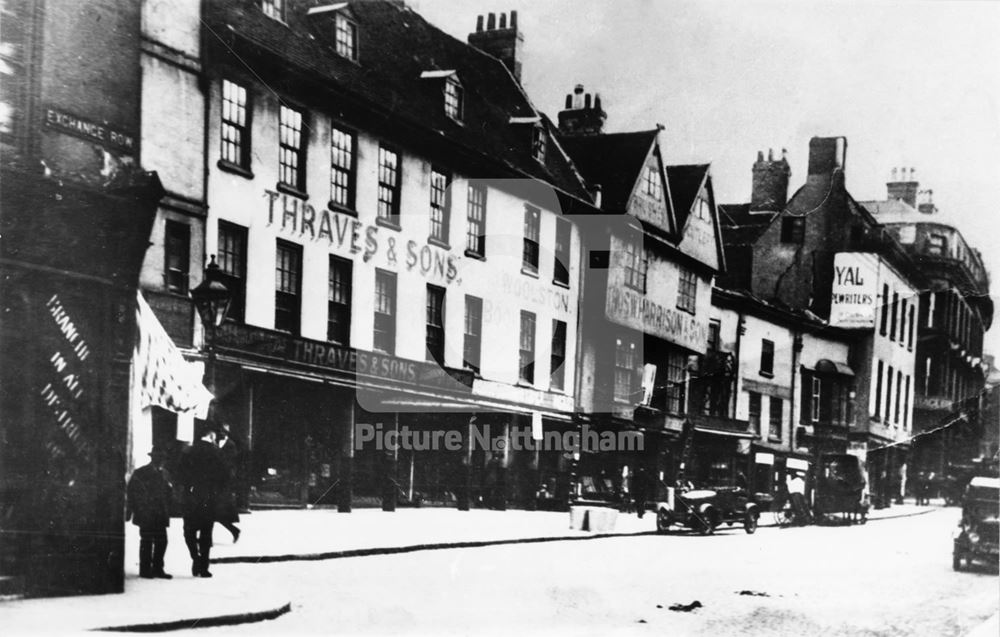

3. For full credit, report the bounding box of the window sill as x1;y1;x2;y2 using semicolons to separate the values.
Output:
464;249;486;261
428;237;451;250
521;266;539;279
552;278;570;289
217;160;254;180
759;371;774;379
277;183;309;200
375;217;401;231
516;381;536;389
676;305;696;316
768;436;783;443
328;202;358;218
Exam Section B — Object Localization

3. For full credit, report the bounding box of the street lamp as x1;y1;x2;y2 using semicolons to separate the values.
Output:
190;255;231;396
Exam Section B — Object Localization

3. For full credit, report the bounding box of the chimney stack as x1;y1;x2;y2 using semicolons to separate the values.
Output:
917;188;937;215
557;84;607;136
750;147;791;212
468;10;524;81
886;165;919;208
807;136;847;178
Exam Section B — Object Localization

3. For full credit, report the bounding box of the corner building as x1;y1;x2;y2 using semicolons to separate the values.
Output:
139;0;595;511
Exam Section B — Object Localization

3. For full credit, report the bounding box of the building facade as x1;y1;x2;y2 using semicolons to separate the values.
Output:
134;0;597;511
862;177;993;486
0;0;163;597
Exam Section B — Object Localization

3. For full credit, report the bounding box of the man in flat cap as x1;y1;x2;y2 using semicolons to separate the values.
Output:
126;446;174;579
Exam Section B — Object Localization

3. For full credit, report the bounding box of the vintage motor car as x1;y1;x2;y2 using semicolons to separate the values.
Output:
953;476;999;572
655;484;761;535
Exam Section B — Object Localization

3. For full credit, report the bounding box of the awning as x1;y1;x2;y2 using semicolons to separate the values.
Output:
810;359;855;377
134;292;213;417
693;426;755;439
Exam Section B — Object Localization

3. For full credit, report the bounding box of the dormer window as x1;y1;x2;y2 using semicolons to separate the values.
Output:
644;165;662;201
335;12;357;60
444;76;463;121
262;0;285;21
532;124;546;163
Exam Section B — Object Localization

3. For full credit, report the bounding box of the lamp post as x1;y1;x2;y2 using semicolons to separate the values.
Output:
190;256;231;398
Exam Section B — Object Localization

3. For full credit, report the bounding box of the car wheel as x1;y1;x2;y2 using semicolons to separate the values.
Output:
656;509;671;534
744;512;758;535
953;551;963;571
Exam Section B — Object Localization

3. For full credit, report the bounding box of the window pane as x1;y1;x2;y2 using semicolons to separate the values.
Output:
466;183;487;255
217;222;247;322
430;169;449;242
279;105;305;189
554;217;570;285
550;319;567;390
464;295;482;373
522;205;540;270
330;126;354;208
519;311;535;383
377;146;400;221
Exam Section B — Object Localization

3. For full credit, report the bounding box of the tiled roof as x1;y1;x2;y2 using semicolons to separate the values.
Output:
556;130;659;212
204;0;591;201
718;203;774;246
666;164;709;230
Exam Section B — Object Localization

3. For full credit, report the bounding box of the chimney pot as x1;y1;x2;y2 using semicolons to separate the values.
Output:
781;148;787;160
594;94;602;110
558;84;607;136
476;15;483;32
767;148;774;161
487;12;496;29
584;93;592;109
574;84;584;94
499;13;507;29
757;150;764;162
565;94;573;109
510;10;518;28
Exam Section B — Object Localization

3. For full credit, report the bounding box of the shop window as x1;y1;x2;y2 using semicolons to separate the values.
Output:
677;267;697;313
329;125;356;210
463;295;482;374
217;221;247;322
780;217;804;243
274;240;301;334
327;255;352;345
644;164;662;201
335;12;358;61
665;350;686;414
623;240;648;293
377;145;401;225
374;269;397;354
707;319;721;352
519;310;536;384
278;104;306;193
220;79;250;170
164;220;189;295
550;319;567;391
748;391;761;434
759;339;774;377
466;183;487;257
553;217;571;286
426;285;446;365
429;169;450;243
522;205;540;273
769;396;782;440
444;76;463;121
614;337;638;402
811;377;821;422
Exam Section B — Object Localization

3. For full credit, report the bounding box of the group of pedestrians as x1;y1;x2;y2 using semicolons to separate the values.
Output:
126;419;245;580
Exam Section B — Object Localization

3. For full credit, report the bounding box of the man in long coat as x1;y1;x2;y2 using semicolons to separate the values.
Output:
127;446;174;579
177;421;228;577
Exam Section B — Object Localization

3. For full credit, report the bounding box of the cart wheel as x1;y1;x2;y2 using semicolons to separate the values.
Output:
744;512;758;535
656;509;671;534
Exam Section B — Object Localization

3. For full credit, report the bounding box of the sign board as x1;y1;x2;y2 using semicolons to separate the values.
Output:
216;323;474;392
829;252;879;328
606;286;708;353
43;107;136;154
755;452;775;465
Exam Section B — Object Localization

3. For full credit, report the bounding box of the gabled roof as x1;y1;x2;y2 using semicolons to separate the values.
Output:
718;203;775;246
666;164;709;229
204;0;591;201
556;130;660;211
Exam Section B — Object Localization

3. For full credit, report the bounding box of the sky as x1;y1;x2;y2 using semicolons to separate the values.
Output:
412;0;1000;355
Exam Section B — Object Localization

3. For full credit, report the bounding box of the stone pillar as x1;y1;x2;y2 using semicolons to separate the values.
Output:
458;414;475;511
495;416;512;511
338;398;355;513
382;414;398;512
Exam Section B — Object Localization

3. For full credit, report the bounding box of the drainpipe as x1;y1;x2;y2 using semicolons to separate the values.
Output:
790;332;802;451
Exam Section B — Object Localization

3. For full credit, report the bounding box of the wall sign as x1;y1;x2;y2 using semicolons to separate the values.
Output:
605;285;708;354
264;189;459;283
217;322;474;392
829;252;878;328
43;107;136;153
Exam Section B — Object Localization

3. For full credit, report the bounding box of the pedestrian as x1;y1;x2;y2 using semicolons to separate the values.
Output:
786;470;809;525
177;420;228;578
632;467;649;519
126;446;174;579
216;423;241;543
